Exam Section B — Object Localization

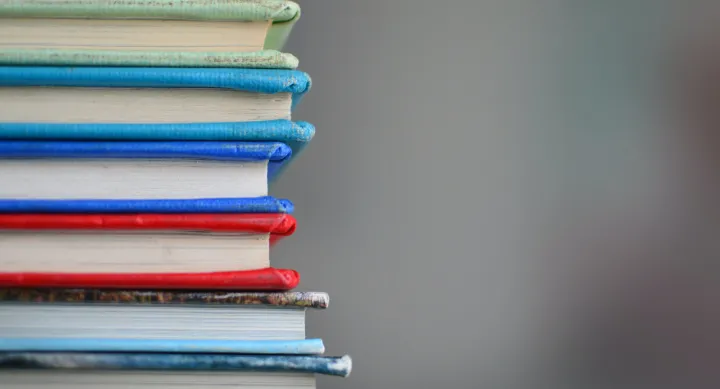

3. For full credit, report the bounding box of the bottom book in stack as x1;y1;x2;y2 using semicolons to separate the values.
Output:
0;289;351;388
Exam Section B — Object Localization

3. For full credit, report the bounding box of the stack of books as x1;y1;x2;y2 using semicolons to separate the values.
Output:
0;1;350;388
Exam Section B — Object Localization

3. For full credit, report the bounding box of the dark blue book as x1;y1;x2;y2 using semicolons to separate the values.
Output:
0;141;291;205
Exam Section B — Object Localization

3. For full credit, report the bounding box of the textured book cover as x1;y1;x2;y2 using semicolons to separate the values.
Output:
0;67;311;108
0;140;293;181
0;268;300;290
0;213;296;234
0;0;302;67
0;120;315;174
0;214;298;289
0;353;352;377
0;289;328;308
0;197;294;214
0;339;325;355
0;120;314;146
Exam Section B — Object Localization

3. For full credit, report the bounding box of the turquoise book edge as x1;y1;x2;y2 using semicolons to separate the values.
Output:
0;353;352;377
0;339;325;355
0;66;311;109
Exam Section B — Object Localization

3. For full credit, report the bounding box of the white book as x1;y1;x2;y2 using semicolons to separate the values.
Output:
0;291;329;341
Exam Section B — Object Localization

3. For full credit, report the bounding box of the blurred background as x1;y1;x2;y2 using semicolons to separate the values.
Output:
274;1;719;388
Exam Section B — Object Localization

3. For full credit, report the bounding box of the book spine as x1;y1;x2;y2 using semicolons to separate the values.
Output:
0;268;300;290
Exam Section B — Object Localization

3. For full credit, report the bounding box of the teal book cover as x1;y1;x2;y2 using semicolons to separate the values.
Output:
0;67;313;177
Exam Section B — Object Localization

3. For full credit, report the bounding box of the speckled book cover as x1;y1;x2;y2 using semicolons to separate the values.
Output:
0;289;329;309
0;353;352;377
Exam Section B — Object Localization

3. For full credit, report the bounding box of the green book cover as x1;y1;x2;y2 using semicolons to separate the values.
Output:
0;0;301;68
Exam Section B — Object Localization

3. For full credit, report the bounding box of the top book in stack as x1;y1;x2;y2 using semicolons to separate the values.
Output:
0;0;301;68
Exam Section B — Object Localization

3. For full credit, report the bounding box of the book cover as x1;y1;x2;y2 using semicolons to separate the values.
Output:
0;268;300;290
0;0;302;67
0;339;325;355
0;214;298;289
0;121;315;178
0;213;296;236
0;140;292;180
0;353;352;377
0;67;311;108
0;289;329;308
0;197;294;214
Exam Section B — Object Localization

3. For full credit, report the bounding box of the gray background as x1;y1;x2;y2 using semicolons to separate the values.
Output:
272;1;687;388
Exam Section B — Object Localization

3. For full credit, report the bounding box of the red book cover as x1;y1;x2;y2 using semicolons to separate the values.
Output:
0;213;296;244
0;268;300;291
0;214;299;290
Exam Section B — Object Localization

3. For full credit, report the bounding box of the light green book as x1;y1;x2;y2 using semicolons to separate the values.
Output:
0;0;301;68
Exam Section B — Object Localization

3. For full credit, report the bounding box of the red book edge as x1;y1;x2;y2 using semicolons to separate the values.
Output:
0;268;300;291
0;213;297;245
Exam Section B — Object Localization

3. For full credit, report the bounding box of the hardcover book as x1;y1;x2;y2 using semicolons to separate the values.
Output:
0;196;295;214
0;141;291;199
0;67;313;174
0;290;328;343
0;67;311;120
0;214;299;289
0;354;352;389
0;120;316;169
0;0;302;68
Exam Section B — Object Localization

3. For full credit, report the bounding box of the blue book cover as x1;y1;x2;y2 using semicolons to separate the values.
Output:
0;140;291;180
0;120;315;176
0;196;293;214
0;67;313;177
0;353;352;377
0;339;325;355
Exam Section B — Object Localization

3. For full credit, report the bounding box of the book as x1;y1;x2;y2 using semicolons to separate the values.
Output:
0;268;300;290
0;67;311;123
0;141;291;199
0;120;316;170
0;196;294;214
0;214;298;288
0;289;328;343
0;0;302;68
0;354;353;386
